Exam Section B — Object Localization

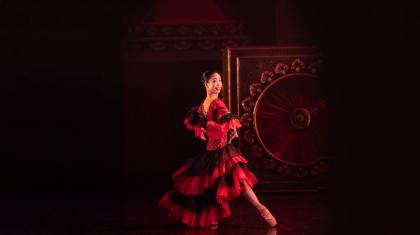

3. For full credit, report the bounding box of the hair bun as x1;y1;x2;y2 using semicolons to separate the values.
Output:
201;71;209;84
201;70;219;84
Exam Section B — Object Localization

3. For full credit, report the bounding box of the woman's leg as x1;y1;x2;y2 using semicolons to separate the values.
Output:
240;180;264;210
241;180;277;227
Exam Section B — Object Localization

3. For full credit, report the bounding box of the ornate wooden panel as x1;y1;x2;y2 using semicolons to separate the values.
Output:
222;46;333;192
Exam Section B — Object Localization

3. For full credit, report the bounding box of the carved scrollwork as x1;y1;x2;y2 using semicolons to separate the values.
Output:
251;145;264;158
274;63;289;75
291;58;305;72
308;60;323;74
240;113;252;127
294;168;309;178
241;97;255;112
276;165;292;177
128;22;249;52
263;158;277;169
249;83;263;96
239;57;332;178
260;71;274;84
243;129;255;144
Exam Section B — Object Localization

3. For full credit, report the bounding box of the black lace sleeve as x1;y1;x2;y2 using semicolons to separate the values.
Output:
216;112;239;124
185;106;205;126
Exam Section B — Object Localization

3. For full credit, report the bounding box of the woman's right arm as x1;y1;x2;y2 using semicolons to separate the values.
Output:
183;106;206;140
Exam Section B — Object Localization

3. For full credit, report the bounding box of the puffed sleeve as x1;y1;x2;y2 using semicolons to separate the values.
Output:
183;106;205;139
206;99;241;139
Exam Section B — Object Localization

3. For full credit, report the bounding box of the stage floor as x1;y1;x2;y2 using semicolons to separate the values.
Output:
1;192;333;235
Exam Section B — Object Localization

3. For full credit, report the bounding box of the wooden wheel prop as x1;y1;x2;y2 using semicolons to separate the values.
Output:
239;59;332;178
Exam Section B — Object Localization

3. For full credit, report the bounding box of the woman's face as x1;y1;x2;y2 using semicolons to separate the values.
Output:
205;73;222;94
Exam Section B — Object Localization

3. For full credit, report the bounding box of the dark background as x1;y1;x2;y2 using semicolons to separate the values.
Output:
1;0;418;233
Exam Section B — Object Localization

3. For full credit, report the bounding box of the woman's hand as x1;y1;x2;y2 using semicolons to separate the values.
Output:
193;127;207;141
199;128;207;141
228;128;239;144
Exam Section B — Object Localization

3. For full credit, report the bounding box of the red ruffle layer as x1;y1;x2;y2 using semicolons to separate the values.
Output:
172;155;257;197
206;119;242;139
158;192;231;228
160;153;258;228
215;165;257;204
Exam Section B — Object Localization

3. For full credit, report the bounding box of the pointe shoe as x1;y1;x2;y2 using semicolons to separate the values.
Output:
259;206;277;227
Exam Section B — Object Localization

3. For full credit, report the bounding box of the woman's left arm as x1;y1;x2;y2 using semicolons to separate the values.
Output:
206;99;241;140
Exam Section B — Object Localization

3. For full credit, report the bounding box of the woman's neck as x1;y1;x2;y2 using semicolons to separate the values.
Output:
205;93;218;101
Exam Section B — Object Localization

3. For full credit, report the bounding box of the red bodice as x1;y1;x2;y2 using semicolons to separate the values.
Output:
184;98;241;150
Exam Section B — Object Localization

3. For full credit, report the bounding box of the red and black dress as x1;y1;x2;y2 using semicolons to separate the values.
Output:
158;98;258;228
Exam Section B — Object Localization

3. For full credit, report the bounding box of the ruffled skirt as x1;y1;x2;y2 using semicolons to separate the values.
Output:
158;144;257;228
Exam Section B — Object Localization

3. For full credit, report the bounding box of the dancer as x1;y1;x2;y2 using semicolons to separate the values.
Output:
159;70;277;230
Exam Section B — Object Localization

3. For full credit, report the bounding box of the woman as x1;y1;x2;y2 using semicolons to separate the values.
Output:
159;70;277;230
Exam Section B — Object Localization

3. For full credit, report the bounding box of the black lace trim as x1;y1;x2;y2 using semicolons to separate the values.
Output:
217;112;238;124
186;106;205;125
186;106;198;117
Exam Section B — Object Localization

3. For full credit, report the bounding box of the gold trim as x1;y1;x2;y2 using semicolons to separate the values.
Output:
237;54;316;59
225;46;318;50
236;56;240;119
227;48;232;110
253;72;319;166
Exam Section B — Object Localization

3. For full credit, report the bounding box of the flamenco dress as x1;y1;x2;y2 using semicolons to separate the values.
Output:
158;98;258;228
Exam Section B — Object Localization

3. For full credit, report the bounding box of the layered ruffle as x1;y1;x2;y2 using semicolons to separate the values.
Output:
159;144;257;228
215;164;257;203
183;106;206;139
159;192;231;228
206;117;241;139
173;156;252;196
173;144;243;177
